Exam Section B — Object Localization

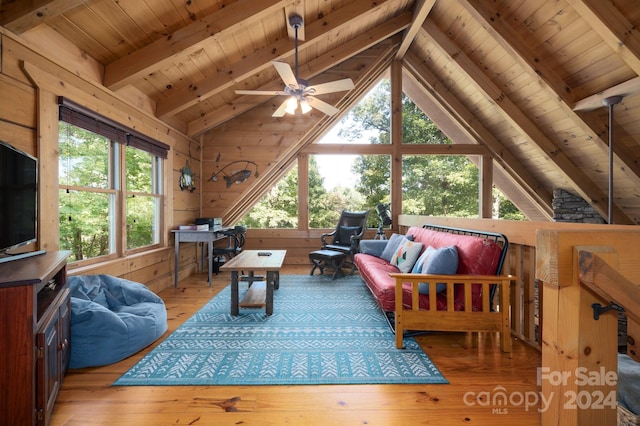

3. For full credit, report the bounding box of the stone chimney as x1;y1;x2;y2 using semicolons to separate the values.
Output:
552;189;605;223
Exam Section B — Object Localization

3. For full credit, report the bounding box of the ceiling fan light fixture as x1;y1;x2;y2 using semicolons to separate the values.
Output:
235;13;353;118
300;99;312;114
285;96;298;114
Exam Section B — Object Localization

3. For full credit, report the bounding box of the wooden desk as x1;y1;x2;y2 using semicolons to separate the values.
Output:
220;250;286;316
172;229;227;287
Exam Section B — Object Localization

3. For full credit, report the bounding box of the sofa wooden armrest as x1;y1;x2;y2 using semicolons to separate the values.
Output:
389;272;515;354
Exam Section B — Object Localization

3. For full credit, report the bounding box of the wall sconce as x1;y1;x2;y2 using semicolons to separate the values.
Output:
209;160;259;188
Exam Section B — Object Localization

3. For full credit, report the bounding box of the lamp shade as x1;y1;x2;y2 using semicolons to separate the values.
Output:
285;97;298;115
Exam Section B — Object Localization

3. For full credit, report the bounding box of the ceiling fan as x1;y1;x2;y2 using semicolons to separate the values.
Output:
234;14;354;117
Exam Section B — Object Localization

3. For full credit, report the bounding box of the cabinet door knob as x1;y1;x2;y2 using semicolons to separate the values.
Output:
59;339;68;351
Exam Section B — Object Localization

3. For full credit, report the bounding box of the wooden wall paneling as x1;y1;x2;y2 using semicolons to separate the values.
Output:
126;256;172;288
0;120;35;153
0;73;36;131
69;258;131;278
126;248;173;273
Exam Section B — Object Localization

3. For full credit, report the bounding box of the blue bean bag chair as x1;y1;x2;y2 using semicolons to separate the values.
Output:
619;353;640;415
68;274;168;368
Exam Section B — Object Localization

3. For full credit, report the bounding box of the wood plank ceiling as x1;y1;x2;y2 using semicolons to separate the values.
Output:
2;0;640;224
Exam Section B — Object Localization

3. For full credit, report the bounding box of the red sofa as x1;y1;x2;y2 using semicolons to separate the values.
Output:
354;224;513;352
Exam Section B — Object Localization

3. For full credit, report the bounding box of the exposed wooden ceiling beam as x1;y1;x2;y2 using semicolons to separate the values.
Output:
157;0;402;119
403;52;554;219
421;19;632;224
460;0;640;199
395;0;435;60
186;16;411;137
567;0;640;76
573;77;640;111
104;0;289;90
0;0;87;34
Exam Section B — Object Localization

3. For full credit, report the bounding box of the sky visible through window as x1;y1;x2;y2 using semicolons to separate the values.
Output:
315;81;382;191
316;122;378;190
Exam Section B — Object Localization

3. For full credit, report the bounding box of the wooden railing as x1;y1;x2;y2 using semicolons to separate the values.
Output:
578;249;640;360
535;229;640;426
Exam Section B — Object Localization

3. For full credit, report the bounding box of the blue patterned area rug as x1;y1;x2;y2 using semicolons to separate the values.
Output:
113;274;447;386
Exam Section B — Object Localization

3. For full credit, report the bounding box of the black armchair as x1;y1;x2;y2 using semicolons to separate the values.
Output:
321;210;369;274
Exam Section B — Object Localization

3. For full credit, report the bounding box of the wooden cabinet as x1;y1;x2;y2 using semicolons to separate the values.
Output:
0;251;71;426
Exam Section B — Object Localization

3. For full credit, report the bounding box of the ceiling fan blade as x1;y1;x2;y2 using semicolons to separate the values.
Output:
272;98;290;117
308;78;355;95
306;96;340;116
235;90;285;96
272;61;298;88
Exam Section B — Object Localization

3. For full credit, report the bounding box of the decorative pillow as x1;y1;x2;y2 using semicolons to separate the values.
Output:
412;246;436;273
380;233;413;262
336;225;361;245
417;245;459;295
390;237;423;273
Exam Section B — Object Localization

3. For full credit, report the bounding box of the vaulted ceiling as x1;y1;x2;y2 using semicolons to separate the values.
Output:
2;0;640;224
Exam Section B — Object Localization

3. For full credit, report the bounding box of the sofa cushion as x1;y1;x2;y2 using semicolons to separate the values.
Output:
416;245;459;295
390;237;423;273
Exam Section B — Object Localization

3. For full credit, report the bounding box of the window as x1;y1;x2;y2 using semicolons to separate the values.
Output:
125;147;162;250
240;154;390;229
58;98;167;263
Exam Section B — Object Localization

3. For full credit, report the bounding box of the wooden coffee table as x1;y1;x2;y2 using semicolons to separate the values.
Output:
220;250;286;316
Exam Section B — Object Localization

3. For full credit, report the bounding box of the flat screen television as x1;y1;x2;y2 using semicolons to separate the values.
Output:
0;141;38;257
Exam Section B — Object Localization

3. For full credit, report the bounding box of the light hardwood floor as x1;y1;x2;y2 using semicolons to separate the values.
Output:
52;266;542;425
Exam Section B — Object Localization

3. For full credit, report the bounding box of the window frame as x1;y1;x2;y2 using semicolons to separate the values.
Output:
57;98;167;265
